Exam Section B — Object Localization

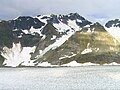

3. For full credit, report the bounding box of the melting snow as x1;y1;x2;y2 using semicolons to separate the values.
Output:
22;30;29;34
87;28;91;32
22;27;43;36
84;25;90;28
82;62;99;66
37;61;100;67
37;62;51;67
105;27;120;38
103;62;120;66
51;35;56;40
59;53;76;60
12;29;19;31
61;61;82;67
17;35;22;38
29;27;43;36
76;19;82;23
61;61;99;67
81;43;92;54
41;35;46;40
53;21;71;32
68;20;79;30
81;48;92;54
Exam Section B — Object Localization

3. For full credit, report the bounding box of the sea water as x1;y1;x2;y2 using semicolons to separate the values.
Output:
0;66;120;90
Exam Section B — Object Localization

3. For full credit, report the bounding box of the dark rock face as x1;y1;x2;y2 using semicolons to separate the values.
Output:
76;20;92;27
0;21;13;48
41;23;60;37
0;16;45;48
40;16;49;19
10;16;46;47
68;13;92;27
47;14;60;24
10;16;45;30
58;15;69;24
105;19;120;28
58;13;92;27
0;53;4;66
68;13;85;21
19;34;41;47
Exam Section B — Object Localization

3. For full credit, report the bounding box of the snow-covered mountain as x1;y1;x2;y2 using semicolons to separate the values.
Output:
0;13;120;67
105;19;120;41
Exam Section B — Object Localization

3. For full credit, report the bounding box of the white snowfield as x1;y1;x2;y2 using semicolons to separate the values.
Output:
81;48;92;54
53;21;71;33
103;62;120;66
105;27;120;41
61;61;99;67
67;20;79;30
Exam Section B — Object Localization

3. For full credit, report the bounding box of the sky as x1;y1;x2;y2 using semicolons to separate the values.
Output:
0;0;120;24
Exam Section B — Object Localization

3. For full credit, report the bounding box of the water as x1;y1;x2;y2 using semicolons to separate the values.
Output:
0;66;120;90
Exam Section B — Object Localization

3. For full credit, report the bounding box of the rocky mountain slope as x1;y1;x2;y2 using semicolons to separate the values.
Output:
0;13;120;67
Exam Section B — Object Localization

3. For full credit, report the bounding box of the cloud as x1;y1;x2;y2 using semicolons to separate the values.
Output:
0;0;120;21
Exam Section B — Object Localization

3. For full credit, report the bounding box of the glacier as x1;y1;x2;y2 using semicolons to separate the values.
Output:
1;42;36;67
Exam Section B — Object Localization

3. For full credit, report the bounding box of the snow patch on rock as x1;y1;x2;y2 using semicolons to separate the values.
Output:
81;48;92;54
53;21;71;33
51;35;56;40
59;53;76;60
105;27;120;39
103;62;120;66
61;61;99;67
29;27;43;36
68;20;79;30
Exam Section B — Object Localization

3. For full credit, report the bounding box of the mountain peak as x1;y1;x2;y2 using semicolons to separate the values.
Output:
105;19;120;28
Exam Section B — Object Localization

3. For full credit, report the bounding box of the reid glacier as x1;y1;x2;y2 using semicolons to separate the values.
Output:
1;42;36;67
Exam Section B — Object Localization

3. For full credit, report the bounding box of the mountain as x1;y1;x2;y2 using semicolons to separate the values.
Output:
0;13;120;67
105;19;120;41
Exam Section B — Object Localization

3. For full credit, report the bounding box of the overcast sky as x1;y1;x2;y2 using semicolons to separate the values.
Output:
0;0;120;23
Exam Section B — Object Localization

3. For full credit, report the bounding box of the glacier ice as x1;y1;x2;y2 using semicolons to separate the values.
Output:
1;42;36;67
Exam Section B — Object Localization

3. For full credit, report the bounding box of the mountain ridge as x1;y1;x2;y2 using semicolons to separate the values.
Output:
0;13;120;67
